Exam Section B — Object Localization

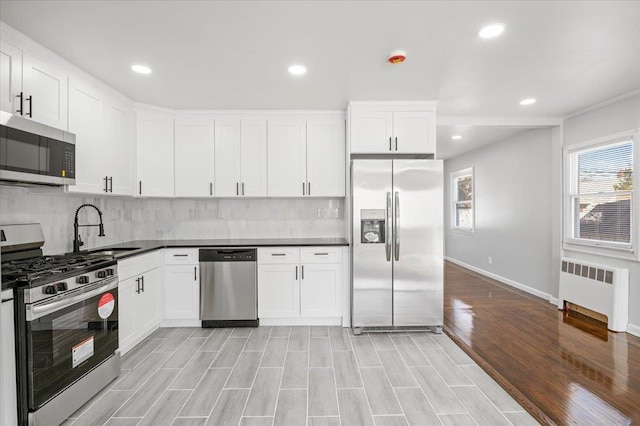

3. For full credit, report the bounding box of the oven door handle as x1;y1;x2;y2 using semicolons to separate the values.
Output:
28;278;119;321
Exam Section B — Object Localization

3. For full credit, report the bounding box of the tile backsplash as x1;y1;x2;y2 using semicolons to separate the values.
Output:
0;185;345;255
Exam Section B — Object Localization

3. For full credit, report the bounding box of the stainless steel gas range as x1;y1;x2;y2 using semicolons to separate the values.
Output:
1;224;121;426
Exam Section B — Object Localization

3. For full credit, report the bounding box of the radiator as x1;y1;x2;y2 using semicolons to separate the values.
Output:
558;258;629;332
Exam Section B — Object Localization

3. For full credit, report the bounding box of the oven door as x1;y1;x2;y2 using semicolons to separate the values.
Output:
25;278;118;410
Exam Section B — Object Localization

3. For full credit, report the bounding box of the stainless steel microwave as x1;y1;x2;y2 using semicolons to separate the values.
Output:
0;111;76;186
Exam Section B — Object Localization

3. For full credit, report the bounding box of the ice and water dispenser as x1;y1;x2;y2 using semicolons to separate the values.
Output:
360;209;386;244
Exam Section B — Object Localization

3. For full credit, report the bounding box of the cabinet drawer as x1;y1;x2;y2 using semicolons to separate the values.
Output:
118;250;162;280
300;247;342;264
258;247;300;264
164;248;199;265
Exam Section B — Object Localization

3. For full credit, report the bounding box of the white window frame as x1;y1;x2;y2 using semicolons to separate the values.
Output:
451;167;474;234
563;128;639;261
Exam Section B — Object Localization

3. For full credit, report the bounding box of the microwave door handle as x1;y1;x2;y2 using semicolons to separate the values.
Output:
386;192;392;261
28;278;118;321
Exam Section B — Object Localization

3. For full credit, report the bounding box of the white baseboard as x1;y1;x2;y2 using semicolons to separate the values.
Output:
549;296;560;307
260;317;342;326
627;323;640;337
446;257;555;303
160;319;201;328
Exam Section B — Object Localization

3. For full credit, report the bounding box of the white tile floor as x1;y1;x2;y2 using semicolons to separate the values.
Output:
63;327;539;426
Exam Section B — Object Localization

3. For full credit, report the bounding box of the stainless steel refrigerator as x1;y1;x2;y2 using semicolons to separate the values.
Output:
351;159;443;332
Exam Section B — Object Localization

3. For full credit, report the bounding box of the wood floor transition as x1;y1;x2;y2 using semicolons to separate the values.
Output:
444;261;640;425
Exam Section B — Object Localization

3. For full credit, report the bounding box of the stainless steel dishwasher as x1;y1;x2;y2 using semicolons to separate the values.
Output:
199;248;258;327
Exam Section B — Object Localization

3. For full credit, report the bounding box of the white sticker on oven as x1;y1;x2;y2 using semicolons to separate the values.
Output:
72;336;94;368
98;292;115;319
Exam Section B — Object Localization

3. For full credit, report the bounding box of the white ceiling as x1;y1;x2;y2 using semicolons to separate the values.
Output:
436;126;532;159
1;1;639;156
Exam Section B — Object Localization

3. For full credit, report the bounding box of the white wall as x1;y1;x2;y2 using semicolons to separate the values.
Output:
444;128;556;298
0;185;344;255
562;93;640;332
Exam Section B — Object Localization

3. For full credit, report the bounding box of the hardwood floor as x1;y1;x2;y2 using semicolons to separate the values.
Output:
444;261;640;425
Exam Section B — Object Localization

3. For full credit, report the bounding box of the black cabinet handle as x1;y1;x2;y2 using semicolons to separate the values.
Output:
173;254;188;257
242;182;245;196
26;95;32;117
302;265;304;279
302;182;305;195
236;182;239;196
104;176;109;193
194;266;197;281
395;136;398;151
210;182;213;196
135;277;141;294
108;177;113;193
314;253;329;256
141;275;145;292
295;266;298;280
139;181;142;195
308;182;310;195
271;253;286;256
16;92;23;115
389;136;392;151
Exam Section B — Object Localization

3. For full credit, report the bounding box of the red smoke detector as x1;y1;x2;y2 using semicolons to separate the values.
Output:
387;50;407;64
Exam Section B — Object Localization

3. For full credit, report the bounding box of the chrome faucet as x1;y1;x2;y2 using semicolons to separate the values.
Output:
73;203;105;252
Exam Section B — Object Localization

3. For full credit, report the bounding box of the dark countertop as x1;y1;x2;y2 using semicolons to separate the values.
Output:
88;238;349;260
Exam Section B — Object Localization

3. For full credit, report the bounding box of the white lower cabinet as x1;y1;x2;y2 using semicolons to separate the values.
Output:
118;251;162;355
162;249;200;326
258;246;343;325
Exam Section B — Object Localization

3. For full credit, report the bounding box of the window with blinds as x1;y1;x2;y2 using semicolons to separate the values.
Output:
451;168;474;232
569;138;633;247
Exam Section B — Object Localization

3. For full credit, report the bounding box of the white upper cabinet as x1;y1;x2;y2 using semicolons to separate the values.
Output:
268;119;307;197
0;39;68;130
136;107;175;197
67;75;134;196
268;116;345;197
102;101;134;196
174;114;215;197
214;117;267;197
349;102;436;155
0;40;21;115
306;119;345;197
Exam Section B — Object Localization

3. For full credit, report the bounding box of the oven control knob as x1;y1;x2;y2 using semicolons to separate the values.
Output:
96;270;107;279
106;268;114;276
43;285;57;295
56;282;68;292
77;275;89;284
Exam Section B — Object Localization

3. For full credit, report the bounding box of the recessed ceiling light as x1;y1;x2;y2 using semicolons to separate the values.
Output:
477;23;505;39
451;135;462;140
520;98;536;106
288;64;307;76
131;64;152;74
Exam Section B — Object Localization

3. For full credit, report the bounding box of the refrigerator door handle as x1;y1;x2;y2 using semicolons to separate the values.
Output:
394;191;400;261
386;192;392;261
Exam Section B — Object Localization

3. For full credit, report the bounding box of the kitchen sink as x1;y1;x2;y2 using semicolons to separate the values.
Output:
87;247;140;256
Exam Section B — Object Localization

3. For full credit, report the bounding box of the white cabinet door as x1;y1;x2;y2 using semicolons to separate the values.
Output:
240;119;267;196
392;111;435;154
136;109;174;197
350;110;392;154
214;118;241;196
175;115;215;197
306;119;345;197
67;77;104;194
300;263;342;318
163;265;200;320
258;264;300;318
136;268;161;336
118;276;137;354
21;52;67;130
103;101;134;196
267;119;307;197
0;40;21;114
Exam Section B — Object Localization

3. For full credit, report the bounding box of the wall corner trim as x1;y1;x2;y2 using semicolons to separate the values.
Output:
445;256;554;303
627;323;640;337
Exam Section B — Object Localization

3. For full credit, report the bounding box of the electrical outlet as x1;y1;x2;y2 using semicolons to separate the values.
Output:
488;256;493;265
